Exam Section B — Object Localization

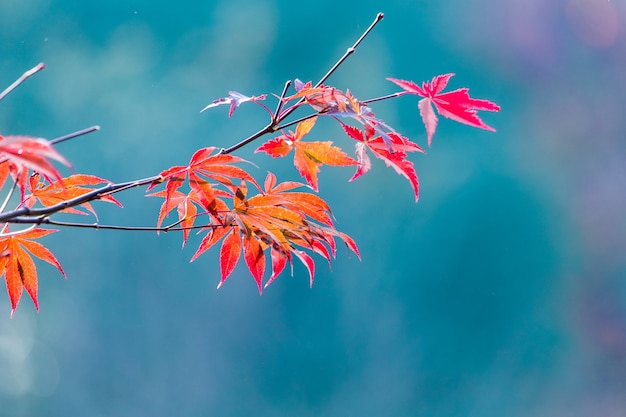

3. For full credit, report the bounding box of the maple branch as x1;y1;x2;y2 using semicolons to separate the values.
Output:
0;13;395;234
0;62;45;102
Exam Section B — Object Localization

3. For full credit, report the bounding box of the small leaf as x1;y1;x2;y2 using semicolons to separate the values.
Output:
256;118;357;191
201;91;267;117
265;246;289;288
218;229;241;288
243;235;265;294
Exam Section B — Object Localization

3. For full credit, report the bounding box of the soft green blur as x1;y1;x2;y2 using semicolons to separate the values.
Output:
1;1;625;416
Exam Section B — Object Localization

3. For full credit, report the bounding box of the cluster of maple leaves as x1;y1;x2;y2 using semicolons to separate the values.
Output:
0;18;499;317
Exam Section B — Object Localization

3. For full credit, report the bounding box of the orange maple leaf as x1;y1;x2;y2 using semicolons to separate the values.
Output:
0;227;65;317
24;173;122;218
255;117;357;191
186;174;359;293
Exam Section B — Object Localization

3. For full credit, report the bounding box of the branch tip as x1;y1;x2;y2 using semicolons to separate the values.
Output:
0;62;47;102
50;125;101;145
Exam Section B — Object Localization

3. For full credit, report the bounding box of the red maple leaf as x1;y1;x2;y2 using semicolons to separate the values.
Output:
387;74;500;146
255;117;357;191
0;135;70;199
0;135;69;178
0;227;65;317
149;146;259;214
341;122;424;201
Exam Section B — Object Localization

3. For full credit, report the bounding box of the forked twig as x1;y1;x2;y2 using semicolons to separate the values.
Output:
219;12;384;155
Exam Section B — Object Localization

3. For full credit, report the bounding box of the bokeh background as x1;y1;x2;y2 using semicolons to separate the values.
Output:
1;0;625;416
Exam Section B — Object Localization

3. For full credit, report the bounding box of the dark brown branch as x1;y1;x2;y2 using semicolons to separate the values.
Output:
0;176;161;223
218;123;274;155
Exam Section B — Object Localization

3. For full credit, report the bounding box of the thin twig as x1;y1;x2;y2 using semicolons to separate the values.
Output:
362;91;406;104
273;80;292;122
0;62;45;102
277;13;384;123
10;216;221;233
315;13;384;89
218;123;274;155
51;125;100;145
219;12;384;155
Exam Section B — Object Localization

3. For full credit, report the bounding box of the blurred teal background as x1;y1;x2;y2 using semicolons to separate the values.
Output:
1;1;626;416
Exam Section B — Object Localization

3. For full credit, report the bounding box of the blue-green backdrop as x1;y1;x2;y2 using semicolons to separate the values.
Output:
1;1;625;416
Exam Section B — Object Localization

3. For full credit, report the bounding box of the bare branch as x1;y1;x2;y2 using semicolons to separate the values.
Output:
51;125;100;145
0;62;45;102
